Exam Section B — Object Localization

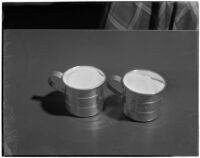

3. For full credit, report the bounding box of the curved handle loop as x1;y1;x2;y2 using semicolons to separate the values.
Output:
48;71;65;92
107;75;123;98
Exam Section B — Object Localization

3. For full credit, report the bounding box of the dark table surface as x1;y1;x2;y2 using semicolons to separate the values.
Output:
3;30;198;156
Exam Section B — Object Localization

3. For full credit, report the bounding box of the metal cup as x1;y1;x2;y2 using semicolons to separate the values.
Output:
107;69;166;122
48;66;106;117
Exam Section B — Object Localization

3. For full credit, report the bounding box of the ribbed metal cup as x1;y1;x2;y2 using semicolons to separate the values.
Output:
107;69;166;122
123;87;164;122
65;84;104;117
48;66;106;117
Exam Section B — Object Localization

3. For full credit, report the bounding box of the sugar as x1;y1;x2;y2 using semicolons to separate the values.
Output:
123;70;165;95
64;66;105;89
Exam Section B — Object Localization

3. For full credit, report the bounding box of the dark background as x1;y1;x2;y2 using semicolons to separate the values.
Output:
3;2;111;29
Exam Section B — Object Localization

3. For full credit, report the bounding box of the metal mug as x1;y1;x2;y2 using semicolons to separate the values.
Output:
107;69;166;122
48;66;106;117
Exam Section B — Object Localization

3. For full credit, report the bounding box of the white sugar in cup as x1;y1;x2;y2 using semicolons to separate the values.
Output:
63;66;105;90
123;69;165;95
107;69;166;122
48;66;106;117
123;69;166;122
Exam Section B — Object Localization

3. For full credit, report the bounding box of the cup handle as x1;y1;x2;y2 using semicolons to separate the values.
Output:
107;75;123;98
48;71;65;92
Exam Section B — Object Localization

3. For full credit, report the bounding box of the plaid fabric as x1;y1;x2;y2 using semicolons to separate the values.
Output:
105;2;198;30
173;2;199;30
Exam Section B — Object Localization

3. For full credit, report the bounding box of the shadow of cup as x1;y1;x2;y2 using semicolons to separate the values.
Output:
32;91;72;116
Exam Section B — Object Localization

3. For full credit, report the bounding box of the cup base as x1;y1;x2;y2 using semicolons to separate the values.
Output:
123;109;161;122
66;103;104;118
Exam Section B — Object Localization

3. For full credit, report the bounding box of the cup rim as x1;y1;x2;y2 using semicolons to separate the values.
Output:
62;65;106;90
122;69;167;96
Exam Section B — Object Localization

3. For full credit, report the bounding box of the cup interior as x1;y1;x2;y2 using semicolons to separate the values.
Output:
63;66;106;90
123;69;166;95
